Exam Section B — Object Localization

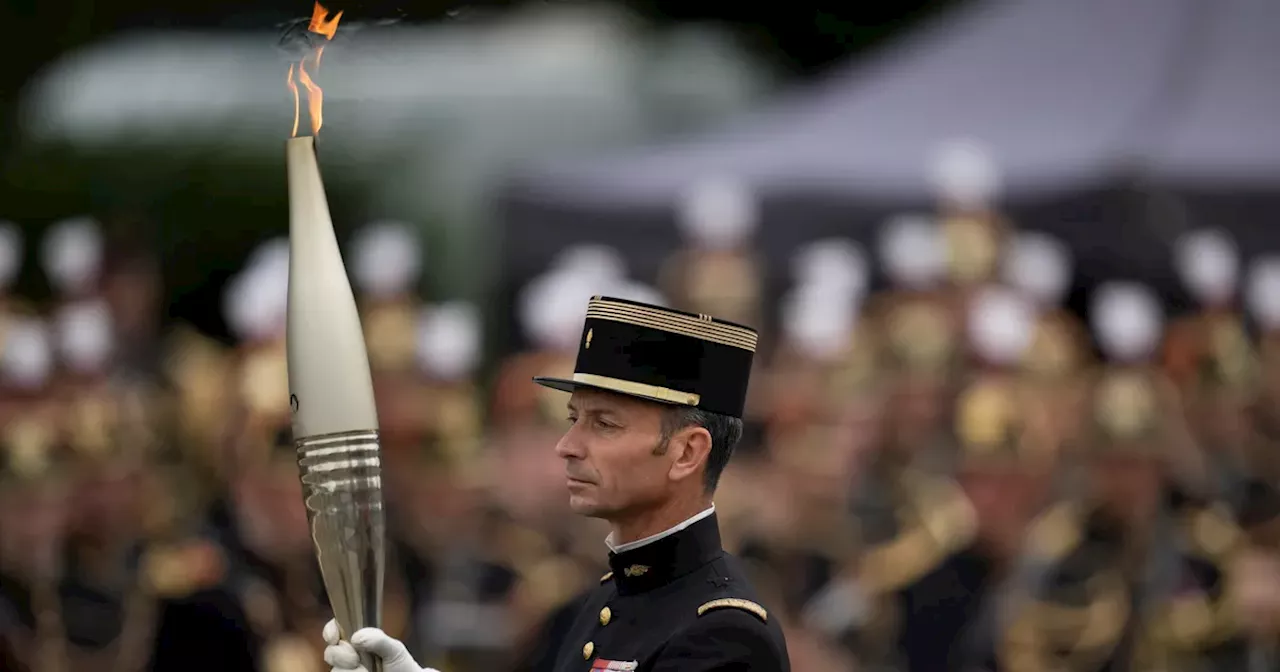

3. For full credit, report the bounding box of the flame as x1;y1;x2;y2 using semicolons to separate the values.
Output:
288;2;344;137
309;2;343;39
287;64;300;138
296;53;324;136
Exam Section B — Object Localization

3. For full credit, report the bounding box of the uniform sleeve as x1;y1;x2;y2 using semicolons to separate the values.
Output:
649;608;788;672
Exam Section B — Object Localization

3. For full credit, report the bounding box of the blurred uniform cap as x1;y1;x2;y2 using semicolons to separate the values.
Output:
966;285;1036;369
223;240;289;343
552;243;627;285
780;283;859;363
41;216;104;296
1247;256;1280;332
1;316;53;391
1090;282;1163;364
1;318;58;483
351;220;422;300
54;299;114;376
782;238;870;363
928;138;1002;210
878;214;945;290
1174;228;1239;306
1003;231;1072;306
791;238;869;298
0;221;22;291
416;301;482;381
519;267;603;353
676;176;759;250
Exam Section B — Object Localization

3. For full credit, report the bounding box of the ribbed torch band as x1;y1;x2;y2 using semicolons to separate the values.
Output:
295;429;384;501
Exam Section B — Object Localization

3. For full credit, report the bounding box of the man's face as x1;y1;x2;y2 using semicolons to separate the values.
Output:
556;389;677;518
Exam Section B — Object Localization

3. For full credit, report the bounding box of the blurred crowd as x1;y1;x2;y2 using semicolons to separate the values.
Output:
5;147;1280;672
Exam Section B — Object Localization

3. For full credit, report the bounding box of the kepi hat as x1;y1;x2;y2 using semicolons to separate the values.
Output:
533;296;758;418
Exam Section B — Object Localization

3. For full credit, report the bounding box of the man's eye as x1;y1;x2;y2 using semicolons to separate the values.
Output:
566;416;578;425
594;418;616;430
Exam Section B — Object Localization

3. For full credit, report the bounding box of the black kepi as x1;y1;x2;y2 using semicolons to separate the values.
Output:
533;296;759;418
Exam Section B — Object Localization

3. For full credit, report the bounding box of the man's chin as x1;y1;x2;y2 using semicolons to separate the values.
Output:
567;496;608;518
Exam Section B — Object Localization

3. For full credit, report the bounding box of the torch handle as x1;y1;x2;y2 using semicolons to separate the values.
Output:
296;430;387;672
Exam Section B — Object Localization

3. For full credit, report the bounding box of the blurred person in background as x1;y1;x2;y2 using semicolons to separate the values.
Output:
731;237;868;668
868;214;958;472
1002;282;1247;671
932;140;1008;304
324;296;788;672
100;229;165;382
1233;480;1280;668
1244;256;1280;485
1001;231;1090;459
659;177;763;331
0;315;72;672
1164;228;1258;512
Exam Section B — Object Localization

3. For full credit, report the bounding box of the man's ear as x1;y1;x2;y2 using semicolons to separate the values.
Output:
667;426;712;484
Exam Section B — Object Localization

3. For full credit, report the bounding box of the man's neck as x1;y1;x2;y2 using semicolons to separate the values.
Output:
609;496;714;549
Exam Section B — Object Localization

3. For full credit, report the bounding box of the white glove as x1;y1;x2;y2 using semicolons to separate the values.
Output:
322;619;440;672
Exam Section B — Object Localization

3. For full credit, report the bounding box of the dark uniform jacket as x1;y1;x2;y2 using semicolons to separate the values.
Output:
528;513;788;672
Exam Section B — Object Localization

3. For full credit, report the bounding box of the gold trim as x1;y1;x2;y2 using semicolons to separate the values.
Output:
859;475;978;594
697;598;768;623
623;564;649;577
586;299;757;352
572;373;701;406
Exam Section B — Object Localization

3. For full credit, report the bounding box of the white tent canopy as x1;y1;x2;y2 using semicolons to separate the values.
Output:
1146;0;1280;185
19;6;768;156
511;0;1280;208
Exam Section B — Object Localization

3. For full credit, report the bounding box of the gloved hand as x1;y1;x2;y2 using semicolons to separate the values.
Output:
322;619;440;672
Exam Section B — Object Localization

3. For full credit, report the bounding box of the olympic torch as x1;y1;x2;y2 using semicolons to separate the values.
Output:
286;134;385;672
284;6;383;670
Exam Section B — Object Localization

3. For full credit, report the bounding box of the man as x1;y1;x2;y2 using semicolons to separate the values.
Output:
324;295;789;671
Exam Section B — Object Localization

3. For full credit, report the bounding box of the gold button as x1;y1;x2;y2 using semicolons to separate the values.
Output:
599;606;612;626
583;641;595;659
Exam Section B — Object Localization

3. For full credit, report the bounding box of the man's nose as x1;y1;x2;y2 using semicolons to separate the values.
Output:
555;427;586;460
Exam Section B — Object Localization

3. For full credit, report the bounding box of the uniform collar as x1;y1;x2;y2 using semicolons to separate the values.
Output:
606;505;717;554
605;508;723;596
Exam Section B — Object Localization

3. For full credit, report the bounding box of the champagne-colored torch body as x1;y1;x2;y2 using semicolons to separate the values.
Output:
286;136;385;672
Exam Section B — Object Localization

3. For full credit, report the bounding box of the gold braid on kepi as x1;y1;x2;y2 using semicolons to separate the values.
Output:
533;296;758;418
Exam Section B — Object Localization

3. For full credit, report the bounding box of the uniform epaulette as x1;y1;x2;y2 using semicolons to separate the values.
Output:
697;598;767;623
600;571;613;583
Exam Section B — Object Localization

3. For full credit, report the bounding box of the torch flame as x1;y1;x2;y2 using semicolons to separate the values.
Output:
288;2;344;138
287;64;300;138
309;2;343;39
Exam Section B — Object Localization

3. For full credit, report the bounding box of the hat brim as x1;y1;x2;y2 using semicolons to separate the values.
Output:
533;376;696;408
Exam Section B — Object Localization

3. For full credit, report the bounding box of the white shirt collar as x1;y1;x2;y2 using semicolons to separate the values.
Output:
605;504;716;554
